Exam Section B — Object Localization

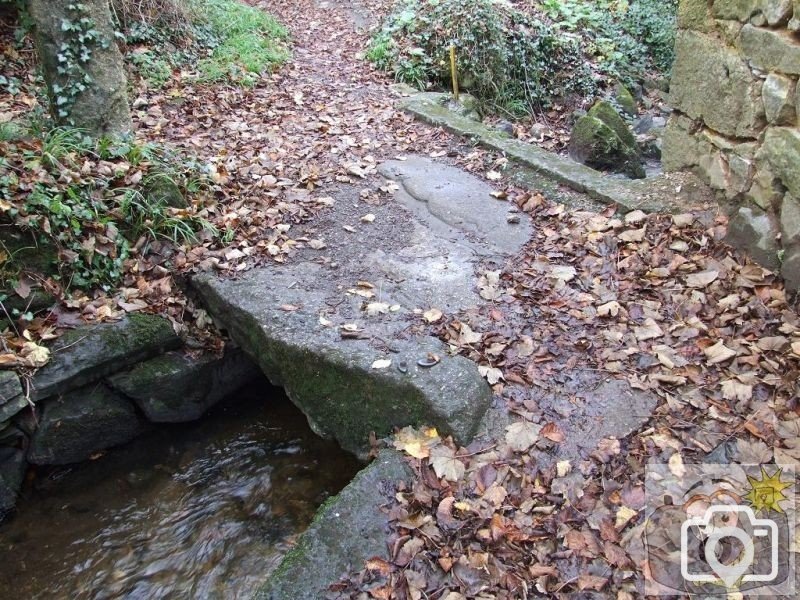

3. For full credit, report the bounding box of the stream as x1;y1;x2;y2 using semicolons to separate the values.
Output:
0;379;362;599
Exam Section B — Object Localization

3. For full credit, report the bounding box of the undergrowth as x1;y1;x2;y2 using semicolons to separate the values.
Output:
369;0;677;116
0;123;217;291
116;0;289;88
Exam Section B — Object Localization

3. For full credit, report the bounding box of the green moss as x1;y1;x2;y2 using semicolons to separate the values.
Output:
588;101;637;148
614;84;637;116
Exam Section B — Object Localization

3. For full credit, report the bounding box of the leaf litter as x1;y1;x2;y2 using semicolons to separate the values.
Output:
3;1;800;597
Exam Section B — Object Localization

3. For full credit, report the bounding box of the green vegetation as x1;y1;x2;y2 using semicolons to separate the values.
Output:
113;0;289;88
0;124;216;291
369;0;678;116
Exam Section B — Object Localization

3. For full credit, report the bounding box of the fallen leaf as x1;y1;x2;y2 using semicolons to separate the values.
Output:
704;340;737;365
505;421;541;452
541;422;565;443
423;308;443;323
686;270;719;288
430;445;465;481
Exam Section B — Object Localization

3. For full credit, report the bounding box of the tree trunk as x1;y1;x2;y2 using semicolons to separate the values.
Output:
28;0;132;138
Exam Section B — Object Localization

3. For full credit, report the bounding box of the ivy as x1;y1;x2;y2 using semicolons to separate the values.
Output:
51;3;109;123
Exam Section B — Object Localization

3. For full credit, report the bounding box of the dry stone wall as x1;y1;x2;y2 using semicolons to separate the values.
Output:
663;0;800;290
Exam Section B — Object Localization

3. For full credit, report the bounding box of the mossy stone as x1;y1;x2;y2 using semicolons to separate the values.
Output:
569;102;644;179
32;314;181;401
614;84;637;116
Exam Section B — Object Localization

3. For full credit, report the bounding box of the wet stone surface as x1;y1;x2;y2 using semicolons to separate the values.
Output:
193;156;529;455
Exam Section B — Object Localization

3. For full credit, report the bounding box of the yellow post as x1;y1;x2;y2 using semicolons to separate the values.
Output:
450;45;459;102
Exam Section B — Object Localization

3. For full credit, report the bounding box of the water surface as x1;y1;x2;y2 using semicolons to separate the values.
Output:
0;380;361;599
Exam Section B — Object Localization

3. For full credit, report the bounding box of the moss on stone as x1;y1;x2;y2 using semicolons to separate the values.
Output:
588;101;637;148
614;84;637;116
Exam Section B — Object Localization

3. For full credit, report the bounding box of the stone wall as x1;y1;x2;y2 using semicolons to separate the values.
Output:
0;315;259;519
663;0;800;289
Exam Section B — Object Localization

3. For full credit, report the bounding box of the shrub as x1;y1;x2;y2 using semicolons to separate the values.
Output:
369;0;595;116
370;0;678;115
537;0;678;85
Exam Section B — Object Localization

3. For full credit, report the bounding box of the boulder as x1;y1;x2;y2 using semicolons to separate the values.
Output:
257;449;412;600
763;74;797;125
738;24;800;75
569;101;645;179
28;383;146;465
0;447;26;518
107;348;259;423
32;314;181;401
670;30;764;138
725;206;782;270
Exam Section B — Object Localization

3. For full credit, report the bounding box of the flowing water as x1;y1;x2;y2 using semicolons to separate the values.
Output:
0;380;362;599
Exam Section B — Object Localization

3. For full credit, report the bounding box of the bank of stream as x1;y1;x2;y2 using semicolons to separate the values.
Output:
0;378;362;599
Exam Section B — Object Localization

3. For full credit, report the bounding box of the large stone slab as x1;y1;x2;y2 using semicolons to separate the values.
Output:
32;314;181;401
257;449;412;600
107;348;259;423
28;383;146;465
194;160;513;455
670;30;764;138
195;265;491;457
376;158;531;254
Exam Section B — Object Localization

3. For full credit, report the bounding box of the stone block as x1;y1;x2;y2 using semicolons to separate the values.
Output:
725;206;782;270
698;150;729;190
662;115;702;171
715;19;746;45
781;194;800;245
27;383;146;465
781;246;800;292
31;314;181;401
739;24;800;75
728;152;756;197
763;73;798;125
791;0;800;29
670;30;764;138
107;348;259;423
761;127;800;197
0;371;26;423
680;0;715;31
745;157;784;209
762;0;794;24
713;0;759;21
